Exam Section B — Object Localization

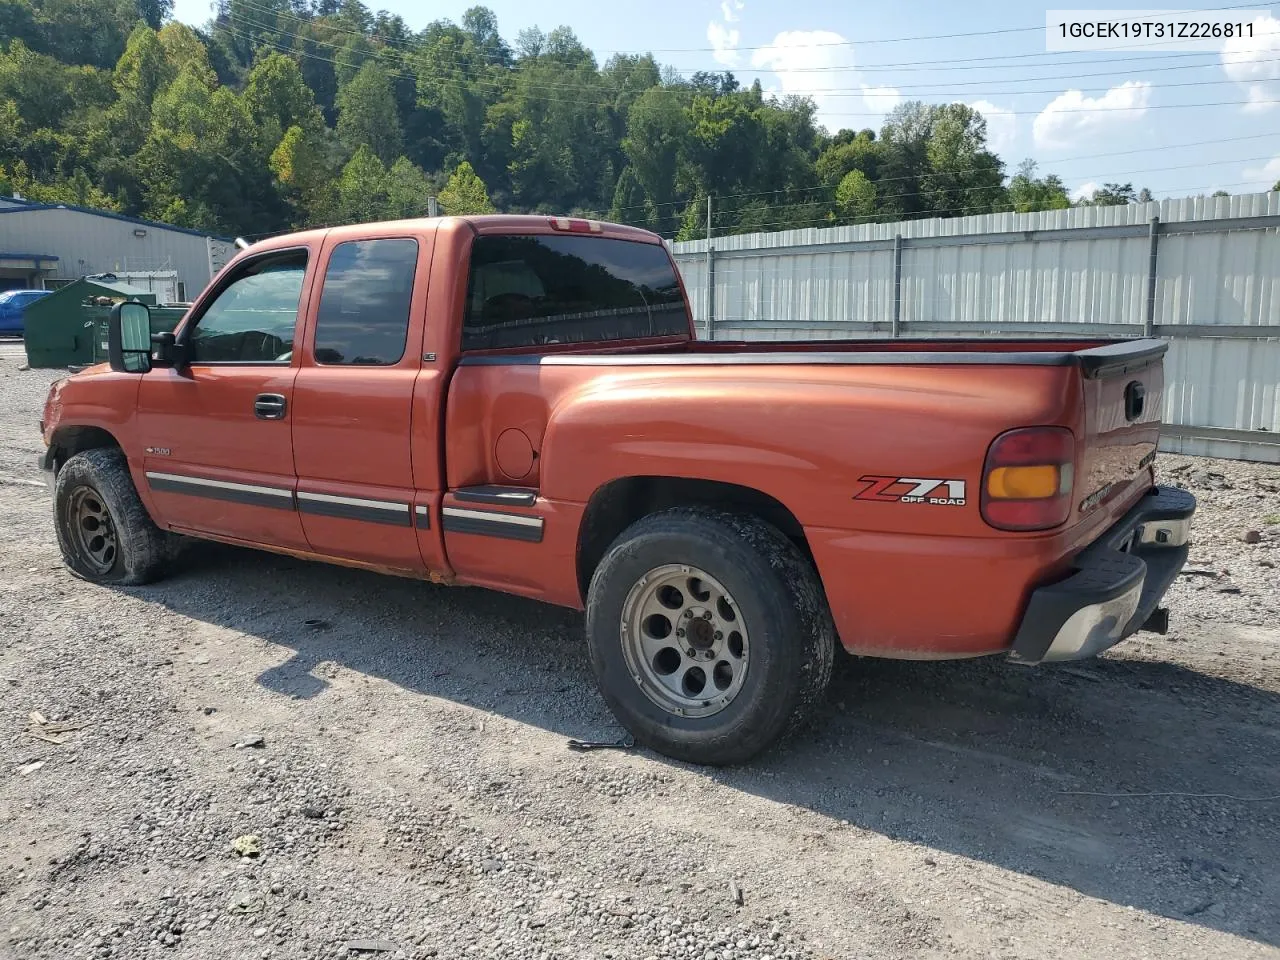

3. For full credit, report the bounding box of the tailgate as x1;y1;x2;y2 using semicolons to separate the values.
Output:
1072;340;1166;528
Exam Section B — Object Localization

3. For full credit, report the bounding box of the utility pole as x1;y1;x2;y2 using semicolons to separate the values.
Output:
705;195;714;341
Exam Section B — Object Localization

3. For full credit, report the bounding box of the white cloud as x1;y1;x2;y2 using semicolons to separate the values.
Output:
1032;80;1153;150
1243;156;1280;187
1222;14;1280;112
967;100;1016;154
1072;181;1100;201
707;20;740;67
861;84;902;114
720;0;743;23
750;30;899;130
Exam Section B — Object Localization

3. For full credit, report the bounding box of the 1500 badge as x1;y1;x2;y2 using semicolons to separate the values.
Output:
853;476;967;506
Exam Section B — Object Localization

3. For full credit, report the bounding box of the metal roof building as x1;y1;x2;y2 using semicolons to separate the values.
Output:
0;198;235;300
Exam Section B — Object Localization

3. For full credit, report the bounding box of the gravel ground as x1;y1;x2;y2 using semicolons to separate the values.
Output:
1;350;1279;960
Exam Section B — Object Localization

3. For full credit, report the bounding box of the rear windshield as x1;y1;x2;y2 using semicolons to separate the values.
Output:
462;234;689;351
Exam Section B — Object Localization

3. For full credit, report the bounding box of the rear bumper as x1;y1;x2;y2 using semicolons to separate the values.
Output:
1008;485;1196;665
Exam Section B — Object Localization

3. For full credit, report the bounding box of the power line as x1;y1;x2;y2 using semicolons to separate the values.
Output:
225;21;1280;121
740;73;1269;99
226;0;1269;76
602;2;1268;54
810;96;1279;119
234;6;1277;98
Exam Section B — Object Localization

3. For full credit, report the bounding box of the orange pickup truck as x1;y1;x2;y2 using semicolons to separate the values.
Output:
38;215;1196;764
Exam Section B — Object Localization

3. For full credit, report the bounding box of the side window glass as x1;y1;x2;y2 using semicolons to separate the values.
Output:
188;252;307;364
313;238;418;366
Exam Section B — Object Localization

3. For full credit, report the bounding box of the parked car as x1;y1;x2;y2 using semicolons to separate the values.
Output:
36;215;1196;765
0;288;51;336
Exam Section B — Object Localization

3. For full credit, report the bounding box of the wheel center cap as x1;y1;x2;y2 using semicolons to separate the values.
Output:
686;615;714;650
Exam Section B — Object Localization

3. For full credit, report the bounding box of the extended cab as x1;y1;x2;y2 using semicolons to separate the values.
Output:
38;215;1196;765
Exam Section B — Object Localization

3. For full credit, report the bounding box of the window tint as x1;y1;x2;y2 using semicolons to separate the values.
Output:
313;238;417;365
462;235;689;351
188;251;306;364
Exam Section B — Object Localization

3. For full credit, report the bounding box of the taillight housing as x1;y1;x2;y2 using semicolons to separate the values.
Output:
547;217;603;234
980;426;1076;532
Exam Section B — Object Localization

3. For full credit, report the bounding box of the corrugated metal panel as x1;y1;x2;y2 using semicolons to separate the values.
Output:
669;191;1280;462
0;208;231;296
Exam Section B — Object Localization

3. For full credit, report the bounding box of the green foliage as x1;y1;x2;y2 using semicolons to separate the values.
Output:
835;170;876;222
438;159;493;214
1078;182;1139;206
335;143;387;222
0;4;1092;240
336;61;401;164
1007;160;1070;213
384;155;432;219
245;51;323;151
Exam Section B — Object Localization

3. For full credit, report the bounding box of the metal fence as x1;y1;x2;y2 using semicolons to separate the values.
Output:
669;191;1280;463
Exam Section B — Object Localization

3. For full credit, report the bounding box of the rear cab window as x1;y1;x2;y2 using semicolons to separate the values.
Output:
461;234;688;351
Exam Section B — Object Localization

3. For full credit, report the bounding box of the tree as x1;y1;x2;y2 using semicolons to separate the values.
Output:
335;144;388;222
1007;159;1070;213
1080;182;1137;206
621;87;689;233
384;156;432;219
1273;181;1280;192
0;2;1114;242
835;170;876;222
270;123;335;225
609;164;649;225
815;131;880;186
438;160;494;214
336;61;402;164
137;0;173;30
919;103;1005;218
244;52;323;152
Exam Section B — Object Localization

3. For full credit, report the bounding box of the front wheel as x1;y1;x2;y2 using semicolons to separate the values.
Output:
53;448;179;585
585;508;835;766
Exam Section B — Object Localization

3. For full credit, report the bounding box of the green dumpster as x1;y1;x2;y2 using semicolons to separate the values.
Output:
22;277;187;369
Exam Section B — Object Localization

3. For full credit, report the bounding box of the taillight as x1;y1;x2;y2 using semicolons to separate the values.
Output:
981;426;1076;531
548;217;603;234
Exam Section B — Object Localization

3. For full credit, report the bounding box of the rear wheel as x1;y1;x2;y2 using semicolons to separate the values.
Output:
53;448;179;585
586;508;835;765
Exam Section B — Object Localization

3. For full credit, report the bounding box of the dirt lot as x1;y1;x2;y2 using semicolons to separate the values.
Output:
2;348;1279;960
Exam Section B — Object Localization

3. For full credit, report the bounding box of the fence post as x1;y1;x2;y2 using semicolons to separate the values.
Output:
705;195;715;341
1144;215;1160;338
891;234;903;337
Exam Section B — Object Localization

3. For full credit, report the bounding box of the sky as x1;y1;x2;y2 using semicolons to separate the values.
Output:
170;0;1280;200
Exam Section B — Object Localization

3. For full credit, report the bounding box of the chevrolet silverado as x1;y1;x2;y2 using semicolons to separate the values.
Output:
38;214;1196;764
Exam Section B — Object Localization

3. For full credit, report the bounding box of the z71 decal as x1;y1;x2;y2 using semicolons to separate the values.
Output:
853;476;968;506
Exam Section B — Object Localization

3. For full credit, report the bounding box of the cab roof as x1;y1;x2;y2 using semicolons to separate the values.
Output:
245;214;664;257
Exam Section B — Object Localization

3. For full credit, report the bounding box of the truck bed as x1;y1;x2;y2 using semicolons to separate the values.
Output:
462;336;1167;380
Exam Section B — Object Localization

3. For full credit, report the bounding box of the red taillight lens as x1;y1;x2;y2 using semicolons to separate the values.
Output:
980;426;1076;531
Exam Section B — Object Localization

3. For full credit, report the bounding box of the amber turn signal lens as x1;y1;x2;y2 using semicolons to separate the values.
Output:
986;464;1059;500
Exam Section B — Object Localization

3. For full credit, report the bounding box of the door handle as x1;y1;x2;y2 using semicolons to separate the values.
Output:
254;394;287;420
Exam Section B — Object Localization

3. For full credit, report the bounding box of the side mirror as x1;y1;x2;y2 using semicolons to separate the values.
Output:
107;300;153;374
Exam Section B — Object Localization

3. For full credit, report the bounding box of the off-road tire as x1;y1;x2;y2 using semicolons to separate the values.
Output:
53;448;179;585
585;508;836;766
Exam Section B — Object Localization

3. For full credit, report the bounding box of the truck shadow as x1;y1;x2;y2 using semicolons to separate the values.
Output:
146;541;1279;948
